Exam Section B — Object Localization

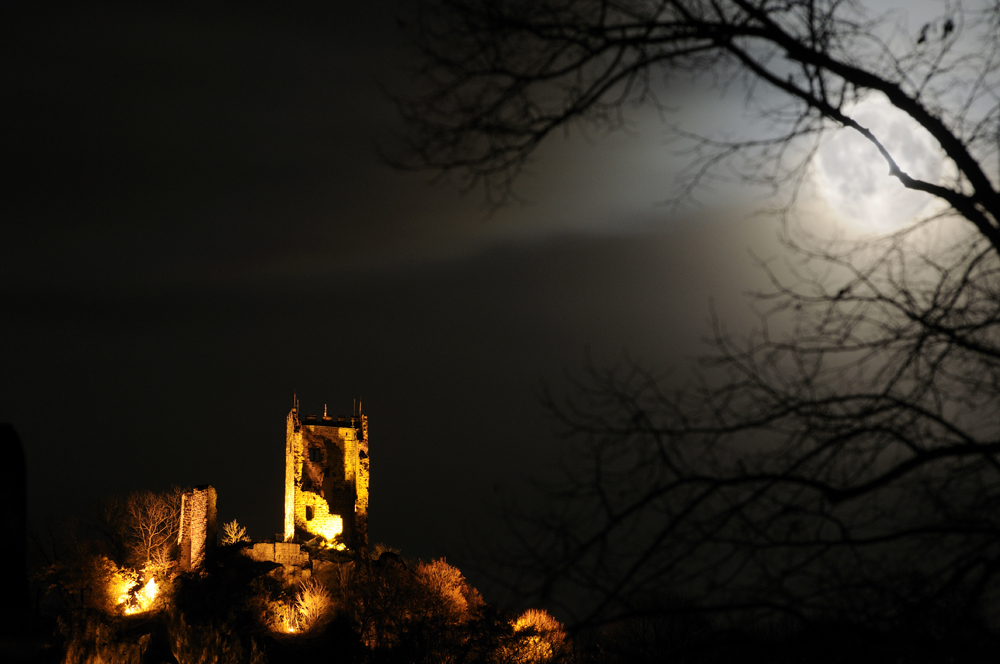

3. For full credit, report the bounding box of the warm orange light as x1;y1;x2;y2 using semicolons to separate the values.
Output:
266;579;332;634
268;601;300;634
315;517;344;543
135;577;158;612
116;573;158;615
507;609;568;664
109;565;139;609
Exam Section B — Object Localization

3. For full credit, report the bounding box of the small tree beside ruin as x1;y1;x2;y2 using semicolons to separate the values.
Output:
221;519;250;546
97;487;182;571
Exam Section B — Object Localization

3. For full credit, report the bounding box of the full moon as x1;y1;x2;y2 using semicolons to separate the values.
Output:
815;93;943;233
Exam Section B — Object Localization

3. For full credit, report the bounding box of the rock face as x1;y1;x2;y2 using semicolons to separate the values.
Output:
284;401;369;550
178;486;218;572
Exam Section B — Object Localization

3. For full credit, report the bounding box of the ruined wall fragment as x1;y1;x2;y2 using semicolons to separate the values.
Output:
356;414;369;549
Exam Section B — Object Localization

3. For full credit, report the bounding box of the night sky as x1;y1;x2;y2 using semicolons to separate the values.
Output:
2;2;937;602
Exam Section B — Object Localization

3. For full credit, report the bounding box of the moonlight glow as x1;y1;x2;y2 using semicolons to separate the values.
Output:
815;94;943;233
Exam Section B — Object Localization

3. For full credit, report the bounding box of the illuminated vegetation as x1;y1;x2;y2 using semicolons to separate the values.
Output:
31;493;572;663
124;577;159;615
295;578;334;631
108;565;160;616
265;578;334;634
506;609;569;664
220;519;250;546
106;562;139;612
34;489;1000;662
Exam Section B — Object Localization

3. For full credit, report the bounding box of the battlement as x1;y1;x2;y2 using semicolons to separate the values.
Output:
299;413;362;428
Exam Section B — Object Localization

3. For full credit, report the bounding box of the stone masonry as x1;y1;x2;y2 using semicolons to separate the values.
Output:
244;541;310;567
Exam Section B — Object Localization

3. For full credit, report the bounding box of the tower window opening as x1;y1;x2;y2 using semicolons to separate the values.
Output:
309;447;322;462
305;506;314;521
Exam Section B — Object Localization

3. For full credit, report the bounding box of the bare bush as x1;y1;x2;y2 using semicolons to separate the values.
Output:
295;578;334;631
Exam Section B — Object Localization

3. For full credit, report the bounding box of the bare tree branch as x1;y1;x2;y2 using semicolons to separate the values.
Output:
399;0;1000;638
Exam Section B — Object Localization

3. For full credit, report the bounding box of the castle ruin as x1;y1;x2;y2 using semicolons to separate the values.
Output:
175;398;368;579
284;398;369;550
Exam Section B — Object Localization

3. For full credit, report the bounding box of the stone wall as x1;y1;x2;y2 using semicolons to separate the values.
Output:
244;541;309;567
178;486;217;572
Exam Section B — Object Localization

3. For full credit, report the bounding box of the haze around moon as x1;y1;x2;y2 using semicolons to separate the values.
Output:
815;93;943;233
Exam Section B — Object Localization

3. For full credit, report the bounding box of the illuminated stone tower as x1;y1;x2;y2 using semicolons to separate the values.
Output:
283;397;369;550
178;486;217;572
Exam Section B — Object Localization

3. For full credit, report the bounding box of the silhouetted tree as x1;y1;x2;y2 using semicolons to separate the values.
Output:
398;0;1000;637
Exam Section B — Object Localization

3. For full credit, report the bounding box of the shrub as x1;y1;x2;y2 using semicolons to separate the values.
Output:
415;558;484;624
296;578;334;631
221;520;250;545
506;609;570;664
264;578;334;634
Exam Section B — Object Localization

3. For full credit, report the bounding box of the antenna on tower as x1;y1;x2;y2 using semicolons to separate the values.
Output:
293;391;298;411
